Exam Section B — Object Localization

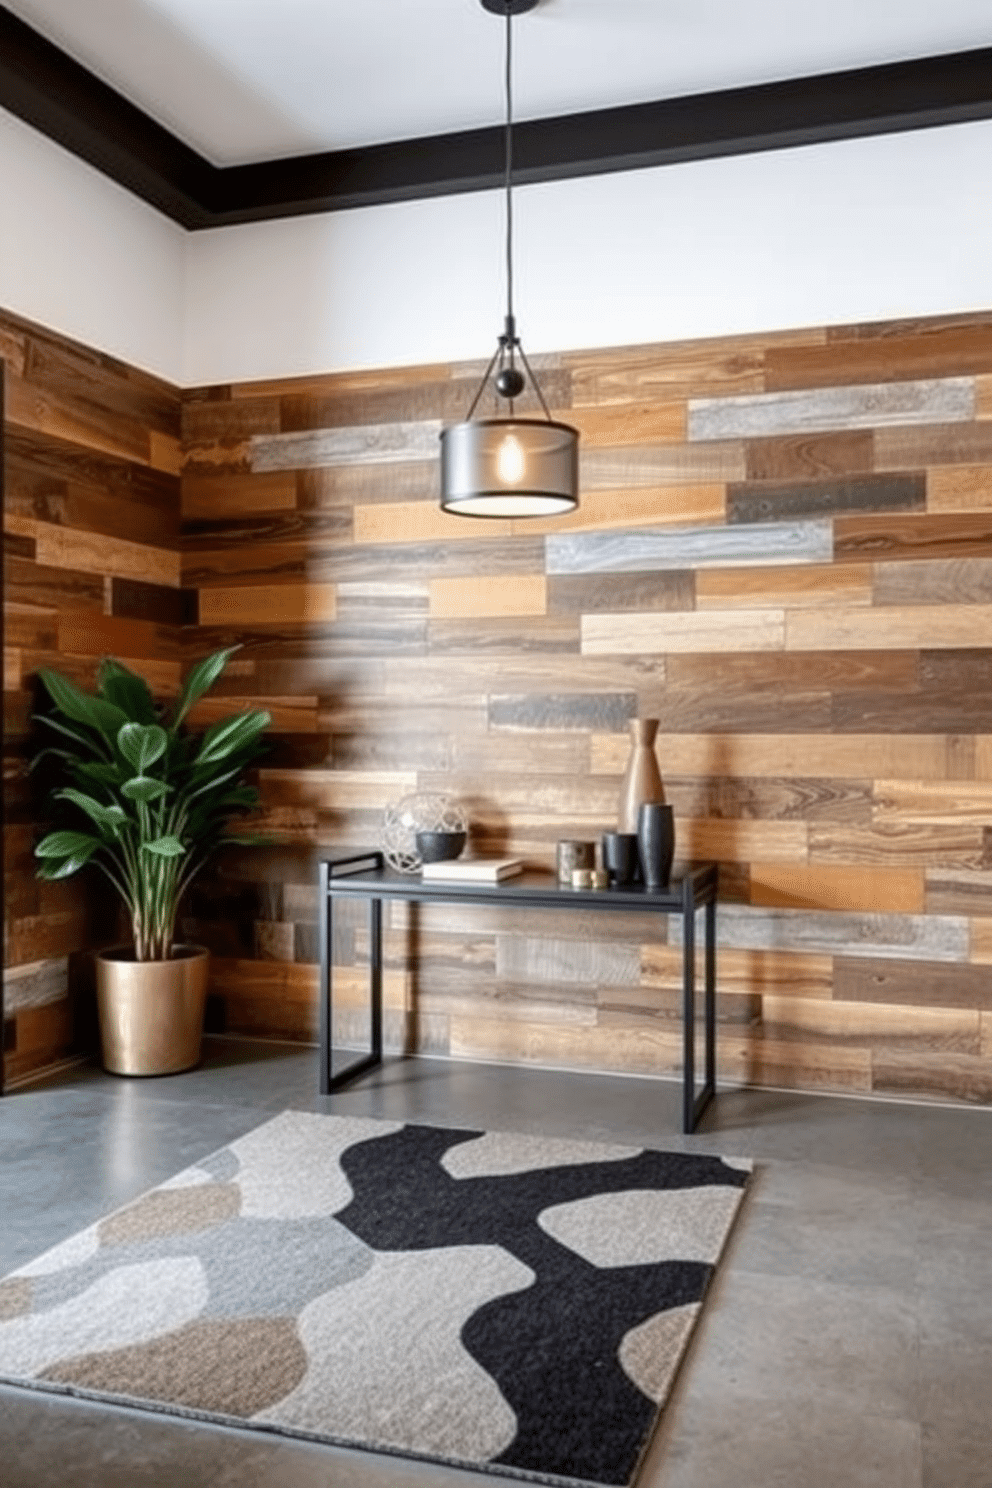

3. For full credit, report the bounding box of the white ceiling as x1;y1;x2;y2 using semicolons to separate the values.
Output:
6;0;992;166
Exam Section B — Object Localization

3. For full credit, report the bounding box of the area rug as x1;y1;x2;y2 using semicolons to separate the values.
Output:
0;1112;750;1487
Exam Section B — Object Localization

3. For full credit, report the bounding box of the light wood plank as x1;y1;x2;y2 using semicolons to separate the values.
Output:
429;575;547;620
973;920;992;964
927;464;992;512
555;401;686;446
518;484;727;537
496;935;641;987
582;609;785;656
198;583;337;626
976;737;992;781
677;817;807;862
4;648;22;691
872;780;992;823
252;421;441;472
976;375;992;419
149;431;181;476
718;1034;872;1092
355;500;512;545
590;732;967;781
549;520;831;575
694;904;970;962
689;378;973;441
809;823;985;870
580;442;745;489
761;995;980;1051
786;605;992;652
258;768;417;809
449;1016;684;1078
750;864;924;914
696;563;872;609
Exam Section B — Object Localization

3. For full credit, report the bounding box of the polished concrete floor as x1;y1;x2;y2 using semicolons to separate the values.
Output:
1;1038;990;1488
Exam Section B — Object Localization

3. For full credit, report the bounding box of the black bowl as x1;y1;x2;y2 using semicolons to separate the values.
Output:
415;830;467;863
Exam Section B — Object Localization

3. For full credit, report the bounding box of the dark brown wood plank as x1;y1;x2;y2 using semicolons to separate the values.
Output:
728;472;924;524
834;511;992;563
744;430;875;481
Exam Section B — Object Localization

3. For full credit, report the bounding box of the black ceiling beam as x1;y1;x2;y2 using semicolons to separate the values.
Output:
2;5;991;231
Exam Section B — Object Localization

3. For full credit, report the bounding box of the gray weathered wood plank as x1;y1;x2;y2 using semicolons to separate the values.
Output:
672;905;970;961
496;935;641;987
688;378;974;441
547;520;832;574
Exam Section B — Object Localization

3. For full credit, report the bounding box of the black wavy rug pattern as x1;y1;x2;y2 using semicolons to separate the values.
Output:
336;1124;748;1486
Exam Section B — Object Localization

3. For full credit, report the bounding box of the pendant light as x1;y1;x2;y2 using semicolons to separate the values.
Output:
440;0;579;518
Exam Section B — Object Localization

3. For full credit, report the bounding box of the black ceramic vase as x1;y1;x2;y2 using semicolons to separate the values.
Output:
637;803;675;890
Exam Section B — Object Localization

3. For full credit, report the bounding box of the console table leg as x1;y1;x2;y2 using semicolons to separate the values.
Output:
681;878;695;1135
318;861;331;1095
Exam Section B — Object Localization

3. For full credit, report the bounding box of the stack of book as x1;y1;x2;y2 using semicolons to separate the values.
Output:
420;856;523;883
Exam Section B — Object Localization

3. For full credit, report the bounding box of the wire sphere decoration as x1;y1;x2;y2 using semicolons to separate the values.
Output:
381;793;469;874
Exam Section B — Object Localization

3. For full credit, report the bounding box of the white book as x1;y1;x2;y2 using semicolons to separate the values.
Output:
421;856;524;883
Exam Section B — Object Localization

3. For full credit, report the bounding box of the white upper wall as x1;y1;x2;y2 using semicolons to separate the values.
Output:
183;118;992;387
2;104;991;390
0;109;185;383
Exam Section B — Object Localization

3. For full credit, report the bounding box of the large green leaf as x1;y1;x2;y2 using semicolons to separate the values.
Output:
169;648;239;730
36;853;97;880
35;830;101;861
38;669;127;739
118;723;167;774
75;760;124;786
142;836;186;857
98;659;157;724
55;789;127;837
194;710;270;767
121;776;171;803
34;713;110;760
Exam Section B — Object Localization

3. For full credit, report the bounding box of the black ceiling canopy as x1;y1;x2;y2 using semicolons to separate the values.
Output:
1;5;990;231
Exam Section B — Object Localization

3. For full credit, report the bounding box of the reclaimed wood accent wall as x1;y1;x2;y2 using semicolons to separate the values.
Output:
182;310;992;1105
1;309;183;1086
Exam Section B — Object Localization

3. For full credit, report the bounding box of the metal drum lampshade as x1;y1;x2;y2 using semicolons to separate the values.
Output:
440;416;578;518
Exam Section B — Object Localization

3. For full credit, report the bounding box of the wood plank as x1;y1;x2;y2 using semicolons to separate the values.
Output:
253;421;441;473
927;465;992;512
972;919;992;964
496;935;641;987
976;737;992;781
3;556;104;613
579;441;745;488
718;1033;872;1093
835;511;992;563
429;575;547;620
297;460;439;509
3;1000;76;1084
55;612;180;663
2;958;69;1013
872;780;992;823
728;473;924;525
676;816;807;863
786;605;992;652
750;864;923;913
182;397;281;444
549;520;831;575
21;520;180;587
488;693;635;733
182;472;298;519
111;578;196;625
764;328;992;389
565;326;826;406
148;431;181;476
449;1015;683;1078
355;500;512;545
518;484;727;536
258;768;417;810
4;371;151;465
760;994;979;1052
4;649;22;691
698;904;969;962
582;608;785;656
978;375;992;419
666;648;918;694
808;823;985;870
590;732;963;780
926;870;992;917
875;420;992;469
428;616;580;656
667;775;873;825
642;944;834;999
870;1050;992;1103
873;557;992;606
834;956;992;1012
186;697;322;732
198;583;337;626
696;562;872;609
689;378;973;441
744;430;875;481
547;571;694;615
557;401;685;446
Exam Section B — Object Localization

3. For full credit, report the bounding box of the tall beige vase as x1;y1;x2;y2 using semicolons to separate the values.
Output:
95;946;209;1076
618;718;665;832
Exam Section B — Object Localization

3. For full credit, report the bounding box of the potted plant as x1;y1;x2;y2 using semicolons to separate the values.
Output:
32;648;270;1076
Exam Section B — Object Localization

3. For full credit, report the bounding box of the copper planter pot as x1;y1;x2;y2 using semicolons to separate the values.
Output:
95;946;209;1076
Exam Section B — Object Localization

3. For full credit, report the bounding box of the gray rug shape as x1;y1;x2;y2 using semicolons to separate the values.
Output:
0;1111;751;1488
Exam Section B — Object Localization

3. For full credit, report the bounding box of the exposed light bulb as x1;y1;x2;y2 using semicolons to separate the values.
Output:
496;434;525;485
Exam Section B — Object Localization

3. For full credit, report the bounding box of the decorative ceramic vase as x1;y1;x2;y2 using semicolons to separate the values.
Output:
638;803;675;891
618;718;665;833
95;945;209;1076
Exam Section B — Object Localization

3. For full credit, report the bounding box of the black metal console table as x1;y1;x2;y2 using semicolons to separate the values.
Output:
318;851;718;1134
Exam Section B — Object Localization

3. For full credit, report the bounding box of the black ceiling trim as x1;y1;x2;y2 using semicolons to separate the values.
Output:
2;6;990;231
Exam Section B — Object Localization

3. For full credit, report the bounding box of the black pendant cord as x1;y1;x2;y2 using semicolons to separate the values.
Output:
504;2;515;342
